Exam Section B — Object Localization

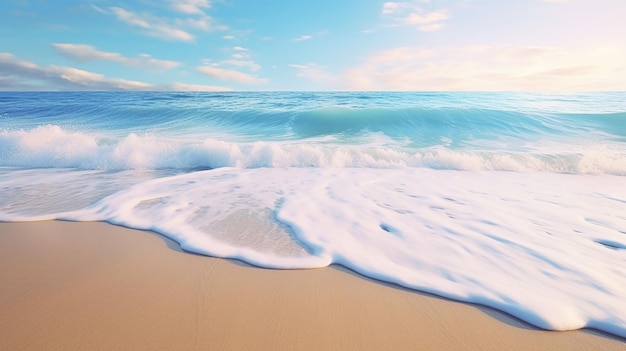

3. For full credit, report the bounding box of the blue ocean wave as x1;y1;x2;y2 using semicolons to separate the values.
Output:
1;91;625;173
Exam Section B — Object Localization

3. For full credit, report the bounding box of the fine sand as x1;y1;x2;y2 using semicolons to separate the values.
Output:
1;221;624;351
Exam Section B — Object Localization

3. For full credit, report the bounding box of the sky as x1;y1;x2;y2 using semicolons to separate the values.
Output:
1;0;625;91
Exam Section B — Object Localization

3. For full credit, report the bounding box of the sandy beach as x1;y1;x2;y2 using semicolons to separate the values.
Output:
1;221;624;351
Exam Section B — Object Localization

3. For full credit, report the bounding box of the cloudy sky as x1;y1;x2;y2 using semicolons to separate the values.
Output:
1;0;625;91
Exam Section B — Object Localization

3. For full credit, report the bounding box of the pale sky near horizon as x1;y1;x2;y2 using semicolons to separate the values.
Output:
1;0;625;91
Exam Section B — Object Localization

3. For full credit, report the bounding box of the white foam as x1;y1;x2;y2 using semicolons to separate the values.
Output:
1;126;625;174
38;167;625;337
0;168;178;220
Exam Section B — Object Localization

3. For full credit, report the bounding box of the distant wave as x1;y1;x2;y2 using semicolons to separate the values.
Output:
1;125;625;174
3;91;625;143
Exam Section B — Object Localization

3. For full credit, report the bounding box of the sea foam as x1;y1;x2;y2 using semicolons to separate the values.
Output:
1;125;625;174
23;167;621;337
3;167;624;335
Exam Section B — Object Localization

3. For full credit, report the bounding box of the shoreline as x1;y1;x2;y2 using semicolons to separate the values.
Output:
1;220;624;350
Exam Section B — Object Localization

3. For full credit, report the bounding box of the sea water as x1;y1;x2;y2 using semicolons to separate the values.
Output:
1;92;625;337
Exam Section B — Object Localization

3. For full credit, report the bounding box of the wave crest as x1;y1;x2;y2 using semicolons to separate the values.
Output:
1;125;625;175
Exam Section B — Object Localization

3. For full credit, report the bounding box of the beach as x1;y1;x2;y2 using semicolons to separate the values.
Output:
1;221;624;351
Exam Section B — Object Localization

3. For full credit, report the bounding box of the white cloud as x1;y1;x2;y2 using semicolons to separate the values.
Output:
382;2;405;15
0;52;230;91
165;82;231;91
289;63;334;83
382;1;450;32
91;5;108;14
197;65;267;84
176;16;213;31
196;46;265;83
221;59;261;72
52;43;180;70
292;30;329;42
293;34;313;42
404;9;449;27
111;7;194;42
111;7;150;27
0;52;150;90
105;2;222;42
344;45;626;91
223;35;235;40
170;0;211;15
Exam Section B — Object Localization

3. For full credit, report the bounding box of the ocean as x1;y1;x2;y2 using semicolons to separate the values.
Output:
1;91;625;337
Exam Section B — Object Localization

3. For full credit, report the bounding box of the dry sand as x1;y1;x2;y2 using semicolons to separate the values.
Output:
1;221;624;351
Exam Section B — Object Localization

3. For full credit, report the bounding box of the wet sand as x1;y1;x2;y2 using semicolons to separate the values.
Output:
1;221;624;350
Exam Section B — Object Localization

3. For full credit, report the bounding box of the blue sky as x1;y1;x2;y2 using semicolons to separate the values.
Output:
1;0;625;91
